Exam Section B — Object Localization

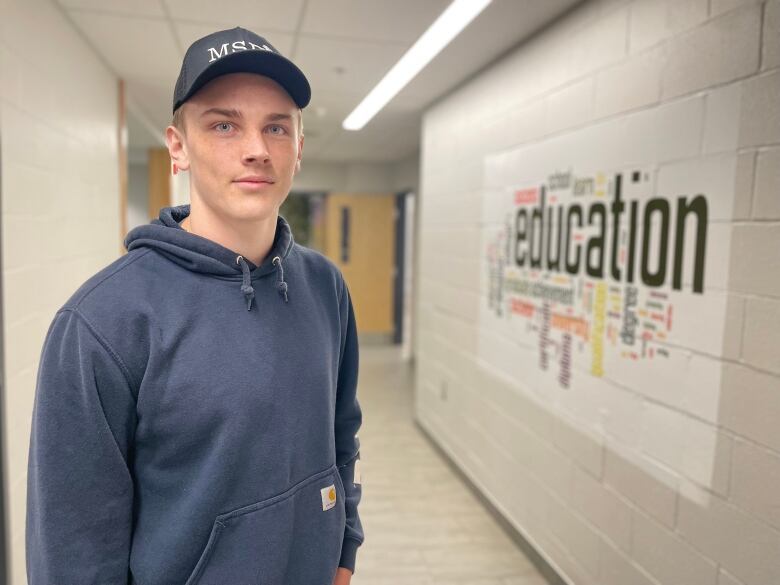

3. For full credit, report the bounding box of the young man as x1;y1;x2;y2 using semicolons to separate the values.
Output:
26;27;364;585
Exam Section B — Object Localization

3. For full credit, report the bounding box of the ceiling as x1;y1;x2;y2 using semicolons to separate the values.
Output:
56;0;582;163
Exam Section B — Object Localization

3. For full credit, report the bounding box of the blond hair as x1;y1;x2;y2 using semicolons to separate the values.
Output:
171;105;186;133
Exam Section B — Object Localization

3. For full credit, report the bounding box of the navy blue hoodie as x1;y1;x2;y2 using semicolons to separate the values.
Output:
26;204;364;584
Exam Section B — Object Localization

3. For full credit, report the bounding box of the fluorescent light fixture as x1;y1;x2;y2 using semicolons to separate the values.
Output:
342;0;493;131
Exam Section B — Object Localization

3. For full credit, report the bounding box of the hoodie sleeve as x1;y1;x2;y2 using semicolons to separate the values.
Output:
26;308;137;585
335;278;365;574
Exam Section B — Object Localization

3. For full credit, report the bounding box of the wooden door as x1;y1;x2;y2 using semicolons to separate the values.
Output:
324;193;395;337
148;148;171;218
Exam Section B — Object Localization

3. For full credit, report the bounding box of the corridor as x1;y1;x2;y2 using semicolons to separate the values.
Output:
5;1;779;583
352;343;549;585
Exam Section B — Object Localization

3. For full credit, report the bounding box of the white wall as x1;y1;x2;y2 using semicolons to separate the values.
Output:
391;152;420;193
128;162;149;230
293;156;419;194
0;0;120;581
171;169;190;207
416;1;780;585
293;160;393;193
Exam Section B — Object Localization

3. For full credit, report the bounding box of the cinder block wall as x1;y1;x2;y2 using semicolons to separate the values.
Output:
416;1;779;584
0;0;120;581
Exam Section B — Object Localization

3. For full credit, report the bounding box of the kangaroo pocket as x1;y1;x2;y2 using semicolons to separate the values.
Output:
184;465;347;585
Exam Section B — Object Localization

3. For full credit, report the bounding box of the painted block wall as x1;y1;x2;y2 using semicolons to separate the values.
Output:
0;0;120;581
416;1;780;584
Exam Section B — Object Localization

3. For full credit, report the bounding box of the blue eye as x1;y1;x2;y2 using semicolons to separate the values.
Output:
215;122;233;132
268;125;286;135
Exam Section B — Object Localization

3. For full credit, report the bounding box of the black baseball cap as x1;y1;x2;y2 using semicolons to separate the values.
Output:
172;26;311;114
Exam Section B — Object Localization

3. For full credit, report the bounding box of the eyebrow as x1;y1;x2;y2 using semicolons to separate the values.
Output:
267;113;294;123
199;108;294;123
200;107;242;119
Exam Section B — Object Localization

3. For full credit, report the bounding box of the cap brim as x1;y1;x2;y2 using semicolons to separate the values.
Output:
175;50;311;112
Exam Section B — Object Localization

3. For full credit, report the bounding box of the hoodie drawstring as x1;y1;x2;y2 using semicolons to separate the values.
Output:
273;256;289;303
236;255;255;311
236;254;289;310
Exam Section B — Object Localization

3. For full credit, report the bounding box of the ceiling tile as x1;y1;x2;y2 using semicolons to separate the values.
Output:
126;77;178;131
317;126;420;162
396;0;583;105
55;0;586;164
301;0;450;43
310;89;423;117
68;11;181;79
174;21;295;56
299;91;422;157
298;131;335;158
163;0;305;33
57;0;165;18
294;35;406;98
299;113;340;142
313;111;421;162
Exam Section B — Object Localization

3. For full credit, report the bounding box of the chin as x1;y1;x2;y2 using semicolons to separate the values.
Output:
227;197;280;222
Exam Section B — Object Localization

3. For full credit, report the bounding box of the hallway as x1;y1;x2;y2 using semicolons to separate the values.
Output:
351;343;549;585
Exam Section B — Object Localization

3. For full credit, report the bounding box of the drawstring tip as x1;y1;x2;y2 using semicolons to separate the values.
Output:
277;281;289;303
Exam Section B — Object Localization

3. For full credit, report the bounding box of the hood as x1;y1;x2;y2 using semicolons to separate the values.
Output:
124;204;294;311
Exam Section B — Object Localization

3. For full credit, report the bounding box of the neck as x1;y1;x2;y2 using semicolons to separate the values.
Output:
181;199;278;267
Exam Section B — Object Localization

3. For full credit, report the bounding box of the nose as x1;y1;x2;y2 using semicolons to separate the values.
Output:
241;131;271;165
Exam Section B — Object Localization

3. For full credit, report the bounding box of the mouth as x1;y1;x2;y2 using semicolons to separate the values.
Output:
234;176;275;185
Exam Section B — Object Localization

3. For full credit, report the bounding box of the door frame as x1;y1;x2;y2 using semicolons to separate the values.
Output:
0;110;9;584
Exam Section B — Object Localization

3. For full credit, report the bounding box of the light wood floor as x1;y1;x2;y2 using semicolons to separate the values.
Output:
350;343;550;585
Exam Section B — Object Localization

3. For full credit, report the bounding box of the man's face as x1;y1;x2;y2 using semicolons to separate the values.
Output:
166;72;304;224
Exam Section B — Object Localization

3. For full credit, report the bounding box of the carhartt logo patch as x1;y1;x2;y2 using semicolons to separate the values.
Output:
321;484;336;511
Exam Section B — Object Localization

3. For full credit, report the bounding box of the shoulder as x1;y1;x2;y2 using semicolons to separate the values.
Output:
61;248;156;313
56;246;160;334
290;243;346;295
51;247;159;390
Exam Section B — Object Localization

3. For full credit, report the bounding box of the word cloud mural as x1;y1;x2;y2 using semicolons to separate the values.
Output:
479;94;738;401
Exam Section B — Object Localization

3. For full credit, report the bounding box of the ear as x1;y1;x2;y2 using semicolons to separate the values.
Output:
166;124;190;172
294;132;304;174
